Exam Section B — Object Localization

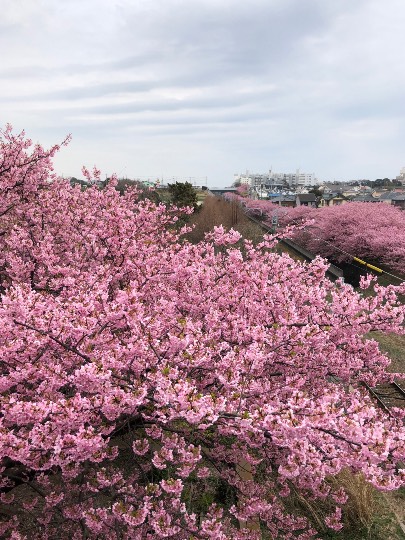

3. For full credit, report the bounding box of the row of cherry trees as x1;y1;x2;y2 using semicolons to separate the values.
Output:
0;126;404;539
231;193;405;275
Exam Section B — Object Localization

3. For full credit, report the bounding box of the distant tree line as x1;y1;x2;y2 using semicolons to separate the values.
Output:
69;177;199;209
349;178;402;187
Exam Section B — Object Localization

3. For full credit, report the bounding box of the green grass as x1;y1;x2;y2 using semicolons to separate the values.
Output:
370;332;405;374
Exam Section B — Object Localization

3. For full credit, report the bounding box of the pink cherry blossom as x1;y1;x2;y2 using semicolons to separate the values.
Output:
0;126;404;539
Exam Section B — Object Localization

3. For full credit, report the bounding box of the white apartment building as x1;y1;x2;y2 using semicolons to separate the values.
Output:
236;174;252;186
234;169;317;189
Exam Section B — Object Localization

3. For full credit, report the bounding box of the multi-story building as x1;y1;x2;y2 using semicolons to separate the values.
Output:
396;167;405;185
234;169;317;189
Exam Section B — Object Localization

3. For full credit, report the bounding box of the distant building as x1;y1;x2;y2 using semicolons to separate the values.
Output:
295;194;317;207
238;176;252;186
286;170;317;188
209;188;238;196
349;194;379;203
234;169;318;189
396;167;405;185
391;194;405;210
319;194;348;207
378;191;399;204
269;194;296;207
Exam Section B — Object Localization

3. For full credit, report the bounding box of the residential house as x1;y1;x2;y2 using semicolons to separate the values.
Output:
278;196;296;207
390;193;405;210
295;194;317;207
319;194;348;207
377;191;398;204
349;194;378;203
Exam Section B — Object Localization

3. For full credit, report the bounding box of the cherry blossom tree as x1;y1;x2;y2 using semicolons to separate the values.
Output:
224;195;281;221
0;126;404;539
235;185;248;197
238;196;405;275
291;202;405;275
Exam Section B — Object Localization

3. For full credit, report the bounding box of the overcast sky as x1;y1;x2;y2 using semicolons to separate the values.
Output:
1;0;405;186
